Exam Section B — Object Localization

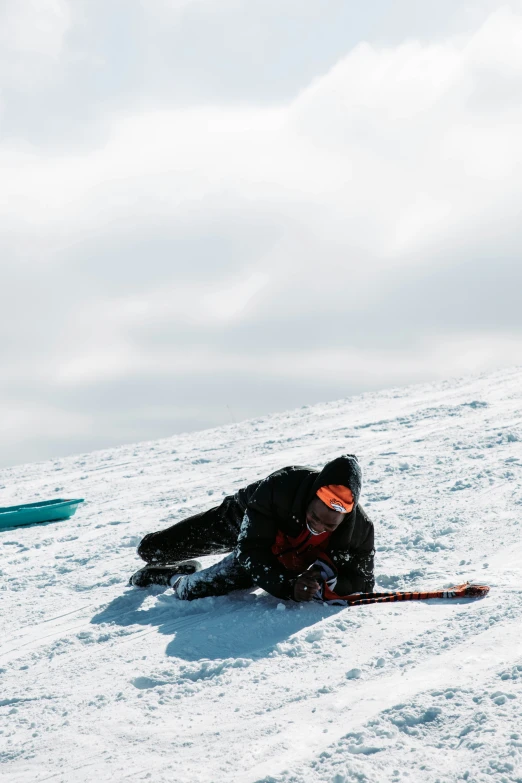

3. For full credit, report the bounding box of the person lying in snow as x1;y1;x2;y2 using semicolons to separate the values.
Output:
129;454;374;603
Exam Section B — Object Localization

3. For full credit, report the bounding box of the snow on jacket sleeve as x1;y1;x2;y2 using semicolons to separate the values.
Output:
235;476;297;600
329;505;375;595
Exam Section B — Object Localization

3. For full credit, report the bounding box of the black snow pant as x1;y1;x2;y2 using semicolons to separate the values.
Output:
137;496;254;600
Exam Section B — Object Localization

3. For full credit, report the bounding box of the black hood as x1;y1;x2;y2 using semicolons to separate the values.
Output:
308;455;362;507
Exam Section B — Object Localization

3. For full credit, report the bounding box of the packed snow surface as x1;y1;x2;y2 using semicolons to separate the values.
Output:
1;367;522;783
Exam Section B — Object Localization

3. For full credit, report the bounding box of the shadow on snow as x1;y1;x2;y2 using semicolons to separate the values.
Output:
90;585;481;663
90;586;344;662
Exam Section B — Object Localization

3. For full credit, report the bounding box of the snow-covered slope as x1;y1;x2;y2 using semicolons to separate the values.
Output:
1;367;522;783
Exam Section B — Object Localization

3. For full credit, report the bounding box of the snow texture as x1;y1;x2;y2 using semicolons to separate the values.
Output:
1;366;522;783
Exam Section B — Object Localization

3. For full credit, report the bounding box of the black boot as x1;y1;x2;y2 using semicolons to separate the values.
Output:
128;560;202;588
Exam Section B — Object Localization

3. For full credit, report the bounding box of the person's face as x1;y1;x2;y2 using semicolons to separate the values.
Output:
305;496;346;535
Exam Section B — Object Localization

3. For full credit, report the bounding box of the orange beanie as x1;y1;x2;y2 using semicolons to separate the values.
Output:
316;484;354;514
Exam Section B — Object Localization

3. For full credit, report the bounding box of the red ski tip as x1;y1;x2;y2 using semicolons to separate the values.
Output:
450;582;490;598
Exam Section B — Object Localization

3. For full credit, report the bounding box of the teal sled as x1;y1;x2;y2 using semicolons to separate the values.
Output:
0;498;84;530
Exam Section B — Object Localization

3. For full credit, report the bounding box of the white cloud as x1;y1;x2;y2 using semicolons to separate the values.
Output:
0;0;71;101
0;0;70;58
6;6;521;268
2;2;522;465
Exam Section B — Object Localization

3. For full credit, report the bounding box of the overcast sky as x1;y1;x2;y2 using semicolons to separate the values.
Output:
1;0;522;468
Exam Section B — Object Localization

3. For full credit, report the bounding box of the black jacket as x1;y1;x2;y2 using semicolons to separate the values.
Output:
235;455;375;600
